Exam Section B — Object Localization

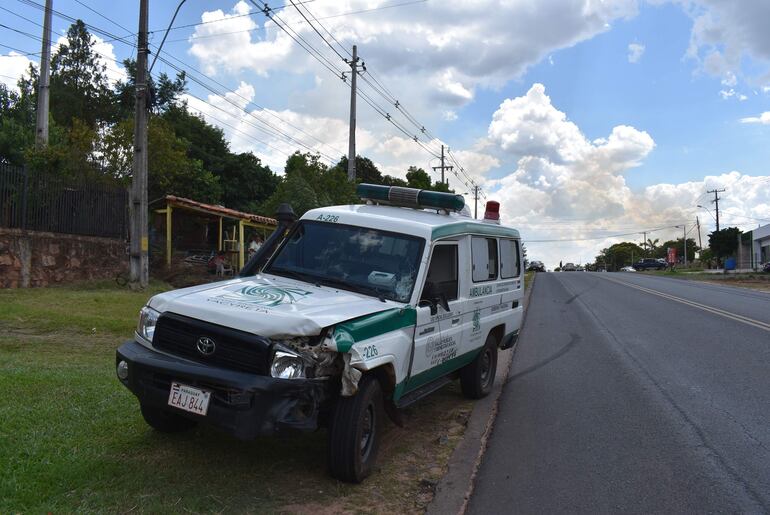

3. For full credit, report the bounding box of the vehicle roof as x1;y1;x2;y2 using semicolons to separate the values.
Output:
302;204;520;241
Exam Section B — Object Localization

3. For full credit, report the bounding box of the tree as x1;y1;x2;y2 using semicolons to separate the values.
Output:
708;227;741;263
261;152;357;216
333;155;382;184
114;59;187;119
659;238;699;262
0;75;36;165
596;241;645;271
645;238;659;256
101;117;222;202
219;152;279;213
406;166;432;189
49;20;115;128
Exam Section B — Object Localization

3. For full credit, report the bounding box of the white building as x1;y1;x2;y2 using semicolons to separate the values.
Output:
752;223;770;267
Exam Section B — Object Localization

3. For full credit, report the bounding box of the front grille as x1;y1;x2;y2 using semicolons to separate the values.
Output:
153;312;271;375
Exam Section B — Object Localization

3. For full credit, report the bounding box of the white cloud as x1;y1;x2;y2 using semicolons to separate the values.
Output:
682;0;770;89
740;111;770;124
187;0;640;113
480;84;766;268
627;42;645;63
0;52;35;91
443;110;458;122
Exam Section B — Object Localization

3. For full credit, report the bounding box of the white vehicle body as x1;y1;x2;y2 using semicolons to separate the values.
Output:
138;202;524;403
117;185;523;482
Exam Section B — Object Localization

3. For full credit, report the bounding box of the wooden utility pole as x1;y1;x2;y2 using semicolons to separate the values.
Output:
345;45;360;181
696;216;702;258
34;0;53;148
708;188;725;232
472;185;480;218
432;145;453;185
130;0;149;288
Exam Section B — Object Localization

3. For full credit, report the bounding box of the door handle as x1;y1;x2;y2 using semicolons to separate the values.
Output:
452;318;460;325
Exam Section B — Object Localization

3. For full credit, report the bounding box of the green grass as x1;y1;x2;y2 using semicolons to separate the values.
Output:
0;280;473;513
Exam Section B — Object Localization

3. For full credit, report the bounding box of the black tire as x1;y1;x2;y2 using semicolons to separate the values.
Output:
327;375;384;483
140;403;198;433
460;334;498;399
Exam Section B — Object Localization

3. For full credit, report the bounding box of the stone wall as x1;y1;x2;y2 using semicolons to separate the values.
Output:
0;228;126;288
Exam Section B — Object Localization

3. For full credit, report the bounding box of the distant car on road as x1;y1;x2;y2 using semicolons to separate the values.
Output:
620;266;636;272
633;258;667;271
562;263;577;271
576;265;584;271
527;260;545;272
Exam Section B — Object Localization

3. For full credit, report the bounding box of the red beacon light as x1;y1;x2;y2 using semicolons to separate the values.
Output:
483;201;500;224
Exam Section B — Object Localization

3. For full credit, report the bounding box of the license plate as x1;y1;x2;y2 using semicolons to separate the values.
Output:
168;382;210;416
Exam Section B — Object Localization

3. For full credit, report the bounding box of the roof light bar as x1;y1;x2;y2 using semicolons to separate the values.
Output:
357;184;465;212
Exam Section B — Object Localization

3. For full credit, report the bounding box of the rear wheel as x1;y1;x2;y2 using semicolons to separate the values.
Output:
140;403;198;433
327;375;384;483
460;334;498;399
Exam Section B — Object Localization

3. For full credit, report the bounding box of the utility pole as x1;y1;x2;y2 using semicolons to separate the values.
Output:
696;216;702;258
432;145;453;185
472;185;480;218
345;45;363;181
683;225;687;268
708;188;725;231
130;0;149;288
643;231;647;255
34;0;53;148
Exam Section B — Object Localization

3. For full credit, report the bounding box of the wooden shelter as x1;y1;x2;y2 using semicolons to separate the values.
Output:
154;195;278;269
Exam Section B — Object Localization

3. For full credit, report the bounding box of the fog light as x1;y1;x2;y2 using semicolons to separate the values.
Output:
117;360;129;380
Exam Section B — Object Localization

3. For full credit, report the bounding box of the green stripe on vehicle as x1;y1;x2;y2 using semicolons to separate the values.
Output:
392;347;482;402
333;307;417;353
431;221;520;241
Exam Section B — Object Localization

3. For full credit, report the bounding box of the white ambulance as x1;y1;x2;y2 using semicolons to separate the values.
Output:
116;184;524;482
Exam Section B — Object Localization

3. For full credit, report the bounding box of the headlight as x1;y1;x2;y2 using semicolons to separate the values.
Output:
137;306;160;342
270;349;306;379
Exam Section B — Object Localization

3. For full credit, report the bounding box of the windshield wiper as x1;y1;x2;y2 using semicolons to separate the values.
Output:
268;267;321;287
317;276;388;302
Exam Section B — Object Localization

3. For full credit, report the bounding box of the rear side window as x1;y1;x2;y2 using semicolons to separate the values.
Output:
500;239;520;279
472;237;498;282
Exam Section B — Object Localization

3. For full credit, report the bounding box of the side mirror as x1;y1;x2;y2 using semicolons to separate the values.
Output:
418;299;438;316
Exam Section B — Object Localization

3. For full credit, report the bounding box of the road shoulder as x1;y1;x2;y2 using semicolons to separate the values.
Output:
426;273;537;515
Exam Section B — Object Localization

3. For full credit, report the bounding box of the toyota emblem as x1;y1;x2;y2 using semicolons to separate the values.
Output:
196;336;216;356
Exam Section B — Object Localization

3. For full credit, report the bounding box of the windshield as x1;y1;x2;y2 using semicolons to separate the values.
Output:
264;221;425;303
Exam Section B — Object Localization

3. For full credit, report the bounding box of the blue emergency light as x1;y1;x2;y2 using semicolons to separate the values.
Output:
357;183;465;212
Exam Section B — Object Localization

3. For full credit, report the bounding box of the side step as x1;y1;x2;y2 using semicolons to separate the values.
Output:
395;375;453;409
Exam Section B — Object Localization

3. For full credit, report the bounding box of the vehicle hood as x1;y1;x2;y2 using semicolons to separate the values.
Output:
147;274;399;337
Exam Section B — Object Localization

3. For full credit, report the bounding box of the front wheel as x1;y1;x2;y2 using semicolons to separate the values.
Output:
460;334;498;399
140;403;198;433
327;375;384;483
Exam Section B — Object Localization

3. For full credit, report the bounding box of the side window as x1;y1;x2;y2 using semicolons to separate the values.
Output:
421;244;458;302
472;237;498;282
500;239;521;279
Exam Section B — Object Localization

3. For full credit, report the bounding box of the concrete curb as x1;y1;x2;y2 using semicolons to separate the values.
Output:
426;274;537;515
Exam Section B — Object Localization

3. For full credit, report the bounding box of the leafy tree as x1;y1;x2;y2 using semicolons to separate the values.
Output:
333;155;383;184
596;241;645;271
114;59;187;118
659;238;699;262
380;175;407;187
0;76;37;165
261;152;357;216
645;238;659;256
406;166;432;190
49;20;115;127
708;227;741;262
101;117;222;202
220;152;279;213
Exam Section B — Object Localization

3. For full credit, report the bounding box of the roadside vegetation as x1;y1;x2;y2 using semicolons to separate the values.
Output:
0;280;476;513
640;269;770;292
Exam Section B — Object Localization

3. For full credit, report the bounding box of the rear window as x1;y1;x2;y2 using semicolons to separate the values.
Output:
500;239;520;278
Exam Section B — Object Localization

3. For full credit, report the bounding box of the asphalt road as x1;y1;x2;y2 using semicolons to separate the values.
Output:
467;272;770;515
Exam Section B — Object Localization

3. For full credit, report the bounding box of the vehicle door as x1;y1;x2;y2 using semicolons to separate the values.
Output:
409;241;462;388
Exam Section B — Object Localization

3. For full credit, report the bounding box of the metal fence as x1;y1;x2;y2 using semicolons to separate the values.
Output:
0;163;128;239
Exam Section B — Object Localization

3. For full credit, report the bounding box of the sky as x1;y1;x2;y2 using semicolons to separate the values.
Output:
2;0;770;268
